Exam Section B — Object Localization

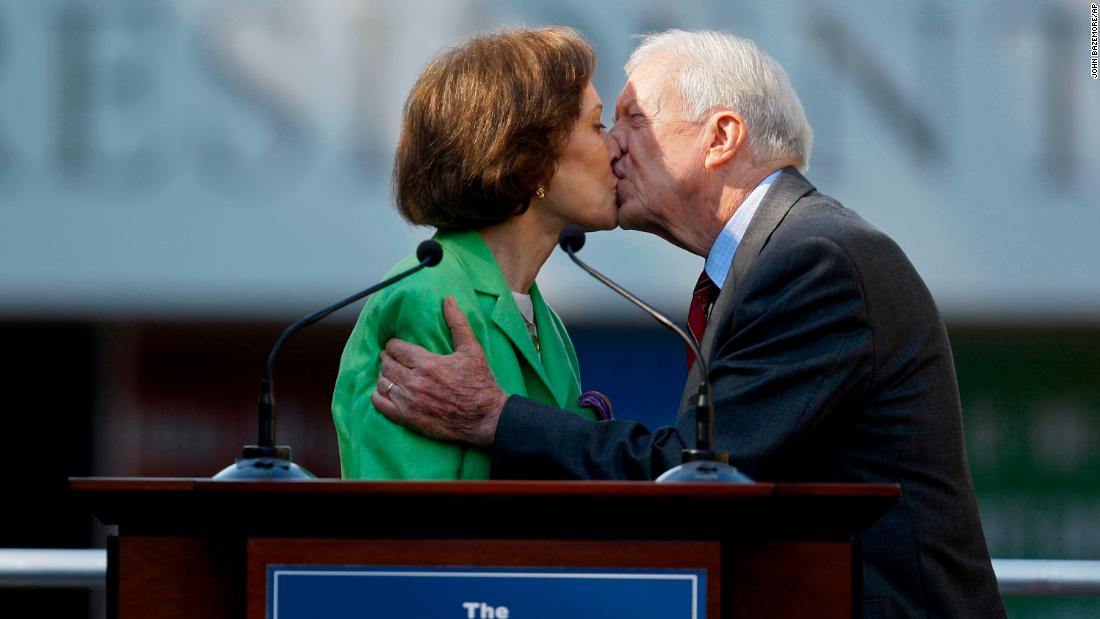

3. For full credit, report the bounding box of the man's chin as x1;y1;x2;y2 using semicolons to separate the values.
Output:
616;207;672;241
615;203;645;231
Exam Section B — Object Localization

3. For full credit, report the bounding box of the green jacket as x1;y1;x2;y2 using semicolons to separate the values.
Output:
332;229;596;479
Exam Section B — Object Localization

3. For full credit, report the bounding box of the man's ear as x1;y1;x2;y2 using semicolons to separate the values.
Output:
704;111;745;170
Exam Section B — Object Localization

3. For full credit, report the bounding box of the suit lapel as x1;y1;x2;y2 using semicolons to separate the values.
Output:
678;167;816;415
726;167;815;294
436;230;557;403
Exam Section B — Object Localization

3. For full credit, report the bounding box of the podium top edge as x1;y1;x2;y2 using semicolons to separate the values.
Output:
68;477;900;499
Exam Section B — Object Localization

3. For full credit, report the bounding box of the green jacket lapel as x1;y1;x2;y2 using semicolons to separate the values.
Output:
435;230;557;400
529;282;573;408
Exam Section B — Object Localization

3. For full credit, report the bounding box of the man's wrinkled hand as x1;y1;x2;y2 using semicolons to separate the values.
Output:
371;296;508;447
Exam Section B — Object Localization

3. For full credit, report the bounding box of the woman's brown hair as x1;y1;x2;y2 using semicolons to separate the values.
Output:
393;27;595;230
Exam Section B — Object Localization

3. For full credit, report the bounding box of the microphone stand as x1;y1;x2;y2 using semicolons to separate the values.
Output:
213;240;444;480
558;225;749;483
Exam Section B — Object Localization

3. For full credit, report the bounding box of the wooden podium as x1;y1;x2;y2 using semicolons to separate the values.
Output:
71;478;897;619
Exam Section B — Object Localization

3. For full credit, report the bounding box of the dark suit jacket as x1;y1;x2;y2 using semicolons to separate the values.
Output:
490;168;1005;617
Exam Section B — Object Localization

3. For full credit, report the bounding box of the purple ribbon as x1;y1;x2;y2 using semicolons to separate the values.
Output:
578;390;613;421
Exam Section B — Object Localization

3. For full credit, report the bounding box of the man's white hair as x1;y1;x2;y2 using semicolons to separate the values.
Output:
626;29;812;172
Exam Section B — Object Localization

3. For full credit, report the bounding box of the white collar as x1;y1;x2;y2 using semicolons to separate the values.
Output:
704;169;782;289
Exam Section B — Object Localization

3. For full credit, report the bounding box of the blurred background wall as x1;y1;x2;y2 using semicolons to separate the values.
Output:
1;0;1097;616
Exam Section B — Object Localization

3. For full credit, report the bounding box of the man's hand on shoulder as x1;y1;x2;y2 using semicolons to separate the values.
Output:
372;295;508;447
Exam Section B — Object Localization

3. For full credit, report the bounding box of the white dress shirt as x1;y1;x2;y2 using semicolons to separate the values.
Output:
703;169;782;289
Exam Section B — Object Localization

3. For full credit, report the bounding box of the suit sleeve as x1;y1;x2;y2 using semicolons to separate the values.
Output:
490;235;874;480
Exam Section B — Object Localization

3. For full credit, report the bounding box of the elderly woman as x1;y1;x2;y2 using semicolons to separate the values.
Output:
332;27;619;479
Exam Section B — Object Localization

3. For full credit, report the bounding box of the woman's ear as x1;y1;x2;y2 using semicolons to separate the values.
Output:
704;111;745;170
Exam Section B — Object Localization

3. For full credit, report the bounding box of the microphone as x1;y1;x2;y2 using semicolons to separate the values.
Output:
213;240;445;480
557;225;750;483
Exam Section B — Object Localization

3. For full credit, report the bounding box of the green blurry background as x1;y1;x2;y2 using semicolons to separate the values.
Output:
954;326;1100;618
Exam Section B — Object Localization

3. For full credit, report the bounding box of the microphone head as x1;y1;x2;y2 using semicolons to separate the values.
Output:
417;240;444;266
558;224;586;254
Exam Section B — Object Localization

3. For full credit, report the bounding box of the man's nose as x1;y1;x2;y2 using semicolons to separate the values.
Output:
603;131;623;161
609;123;627;152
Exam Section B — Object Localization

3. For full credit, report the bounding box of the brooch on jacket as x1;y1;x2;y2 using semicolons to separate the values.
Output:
577;391;613;421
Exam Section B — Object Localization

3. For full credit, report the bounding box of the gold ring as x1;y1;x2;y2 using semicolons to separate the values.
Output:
385;380;397;397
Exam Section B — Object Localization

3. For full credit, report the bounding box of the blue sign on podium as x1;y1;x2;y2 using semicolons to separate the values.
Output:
267;565;705;619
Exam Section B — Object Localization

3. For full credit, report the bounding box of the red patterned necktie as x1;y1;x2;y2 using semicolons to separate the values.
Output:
687;270;720;370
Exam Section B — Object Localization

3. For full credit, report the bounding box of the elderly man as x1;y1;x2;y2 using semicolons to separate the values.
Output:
372;30;1005;617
